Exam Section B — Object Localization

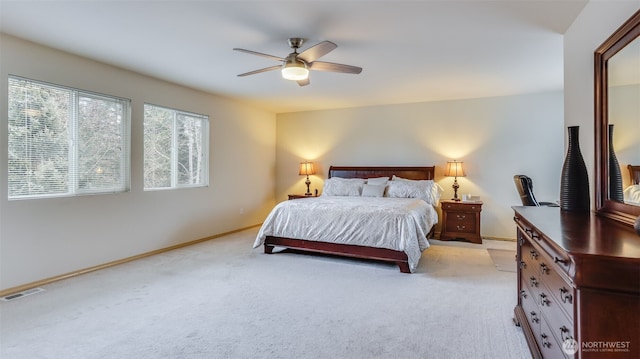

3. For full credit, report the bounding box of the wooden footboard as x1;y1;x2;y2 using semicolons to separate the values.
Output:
264;236;411;273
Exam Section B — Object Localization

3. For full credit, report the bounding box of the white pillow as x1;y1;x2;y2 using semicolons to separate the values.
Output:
361;183;386;197
623;184;640;204
387;177;442;205
322;177;365;196
366;177;389;185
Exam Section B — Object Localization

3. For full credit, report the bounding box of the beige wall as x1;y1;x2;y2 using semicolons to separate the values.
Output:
276;92;564;239
0;35;277;290
563;1;640;208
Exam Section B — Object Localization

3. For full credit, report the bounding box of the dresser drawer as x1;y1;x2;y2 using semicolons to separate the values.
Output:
520;283;542;343
536;257;575;319
539;317;566;359
444;213;477;234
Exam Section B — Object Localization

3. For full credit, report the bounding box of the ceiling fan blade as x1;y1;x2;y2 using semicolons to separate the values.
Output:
233;48;284;62
297;41;337;63
309;61;362;74
297;78;310;87
237;65;282;77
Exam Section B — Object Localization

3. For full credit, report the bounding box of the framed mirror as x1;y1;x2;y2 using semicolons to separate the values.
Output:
595;9;640;226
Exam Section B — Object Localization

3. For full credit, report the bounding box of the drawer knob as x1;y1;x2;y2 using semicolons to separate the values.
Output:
456;225;466;230
529;249;538;259
541;333;552;348
530;311;539;323
520;290;528;299
539;263;549;275
519;261;527;269
529;276;538;287
539;293;550;306
456;214;466;220
560;287;573;304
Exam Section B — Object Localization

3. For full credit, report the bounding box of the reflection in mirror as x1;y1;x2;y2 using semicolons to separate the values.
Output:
608;36;640;206
595;9;640;226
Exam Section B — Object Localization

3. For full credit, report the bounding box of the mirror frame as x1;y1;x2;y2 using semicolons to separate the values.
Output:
595;9;640;226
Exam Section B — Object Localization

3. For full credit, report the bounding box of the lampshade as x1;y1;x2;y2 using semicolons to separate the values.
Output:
282;59;309;81
444;161;466;178
298;161;316;176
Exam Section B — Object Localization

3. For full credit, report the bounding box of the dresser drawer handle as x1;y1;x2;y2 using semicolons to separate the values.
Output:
560;326;573;342
541;333;552;348
530;311;539;323
560;287;573;304
529;249;538;259
529;276;538;287
519;261;527;269
539;263;549;275
456;225;466;230
520;290;528;299
539;293;550;306
554;256;568;265
456;214;466;220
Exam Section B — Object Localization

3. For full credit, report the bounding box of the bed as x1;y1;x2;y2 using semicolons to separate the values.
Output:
623;165;640;205
253;166;439;273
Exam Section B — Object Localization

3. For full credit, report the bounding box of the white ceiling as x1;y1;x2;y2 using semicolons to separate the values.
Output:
0;0;589;113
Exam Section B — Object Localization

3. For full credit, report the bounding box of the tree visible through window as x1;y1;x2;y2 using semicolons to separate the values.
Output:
7;76;130;199
144;104;209;190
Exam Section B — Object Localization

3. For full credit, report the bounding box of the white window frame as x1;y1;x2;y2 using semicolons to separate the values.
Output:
7;75;131;200
143;103;209;191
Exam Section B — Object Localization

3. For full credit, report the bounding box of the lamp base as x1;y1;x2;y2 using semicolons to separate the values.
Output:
451;179;461;202
305;177;312;196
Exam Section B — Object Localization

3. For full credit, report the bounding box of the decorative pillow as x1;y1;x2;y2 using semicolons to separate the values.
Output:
361;183;386;197
388;177;442;205
624;185;640;204
322;177;366;196
366;177;390;186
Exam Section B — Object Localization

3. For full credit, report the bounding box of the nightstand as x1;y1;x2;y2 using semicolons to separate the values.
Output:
288;194;317;200
440;200;483;244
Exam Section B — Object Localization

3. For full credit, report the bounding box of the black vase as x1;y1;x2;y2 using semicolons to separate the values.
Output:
608;124;624;202
560;126;590;211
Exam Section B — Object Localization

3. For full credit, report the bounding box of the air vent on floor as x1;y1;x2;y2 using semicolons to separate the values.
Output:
1;287;45;301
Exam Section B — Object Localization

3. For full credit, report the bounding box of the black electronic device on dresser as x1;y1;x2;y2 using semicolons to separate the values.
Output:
513;207;640;359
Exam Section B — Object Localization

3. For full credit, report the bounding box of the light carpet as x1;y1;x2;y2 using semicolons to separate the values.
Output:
0;228;530;359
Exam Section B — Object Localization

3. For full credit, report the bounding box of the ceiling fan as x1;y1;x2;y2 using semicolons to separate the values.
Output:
233;38;362;86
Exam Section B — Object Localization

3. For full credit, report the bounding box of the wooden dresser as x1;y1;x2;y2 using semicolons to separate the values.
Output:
513;206;640;358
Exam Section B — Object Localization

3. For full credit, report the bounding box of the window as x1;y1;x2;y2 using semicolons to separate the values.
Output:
8;76;130;199
144;104;209;190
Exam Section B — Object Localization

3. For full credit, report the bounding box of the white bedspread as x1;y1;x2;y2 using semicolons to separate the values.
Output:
254;196;438;272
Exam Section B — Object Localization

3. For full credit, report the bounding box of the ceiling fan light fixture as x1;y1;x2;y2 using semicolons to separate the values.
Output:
281;60;309;81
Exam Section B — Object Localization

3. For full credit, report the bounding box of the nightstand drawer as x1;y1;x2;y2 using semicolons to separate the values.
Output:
444;213;477;234
442;202;482;212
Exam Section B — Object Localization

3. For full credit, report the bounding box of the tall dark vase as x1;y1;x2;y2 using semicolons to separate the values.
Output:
560;126;590;211
608;124;624;202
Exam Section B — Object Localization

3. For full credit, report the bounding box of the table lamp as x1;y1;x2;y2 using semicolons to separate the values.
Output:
444;160;466;201
298;161;316;196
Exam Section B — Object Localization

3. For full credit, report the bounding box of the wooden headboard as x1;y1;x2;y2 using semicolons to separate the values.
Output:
328;166;435;180
628;165;640;185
